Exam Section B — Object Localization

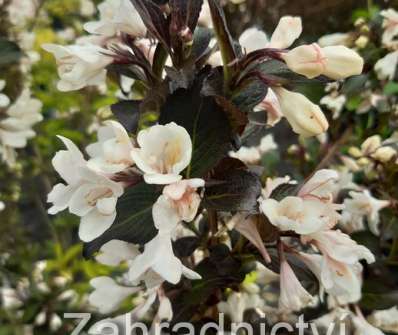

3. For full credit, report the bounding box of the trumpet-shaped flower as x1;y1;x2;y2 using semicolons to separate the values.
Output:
273;87;329;137
218;291;264;323
42;43;113;91
160;178;204;222
298;169;339;202
299;252;363;304
282;43;363;80
279;259;313;311
129;191;201;284
381;9;398;48
84;0;146;37
89;276;140;314
302;229;375;265
0;89;43;149
342;190;389;235
374;51;398;81
260;196;335;235
47;136;123;242
86;120;135;174
128;231;201;284
131;122;192;184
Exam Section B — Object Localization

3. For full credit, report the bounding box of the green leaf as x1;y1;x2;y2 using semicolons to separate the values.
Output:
207;0;237;85
254;59;324;87
0;38;23;67
231;78;268;113
270;183;301;201
83;182;160;258
341;74;368;97
384;82;398;96
158;74;232;178
191;27;213;61
203;158;262;212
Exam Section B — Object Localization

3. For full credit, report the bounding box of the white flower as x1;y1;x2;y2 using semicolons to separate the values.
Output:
374;51;398;81
368;307;398;333
129;189;201;284
320;94;346;120
302;229;375;265
0;201;4;212
128;231;200;284
229;135;277;164
7;0;38;26
282;43;363;80
273;87;329;137
84;0;146;37
343;190;389;235
218;291;263;323
318;33;352;47
86;120;135;174
42;43;113;91
0;88;43;149
1;288;23;309
160;178;204;222
260;196;334;235
89;276;140;314
47;136;124;242
229;146;261;164
0;80;10;108
381;9;398;48
131;122;192;184
298;169;339;202
279;259;313;311
96;239;140;266
299;252;363;304
352;314;385;335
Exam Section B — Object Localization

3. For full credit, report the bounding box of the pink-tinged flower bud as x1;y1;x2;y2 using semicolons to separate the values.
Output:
322;46;364;80
282;43;364;80
282;43;326;79
274;87;329;137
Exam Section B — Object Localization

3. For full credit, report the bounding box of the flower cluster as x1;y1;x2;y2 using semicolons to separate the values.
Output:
43;0;392;332
0;83;43;165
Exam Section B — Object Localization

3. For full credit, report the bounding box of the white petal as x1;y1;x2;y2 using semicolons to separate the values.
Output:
270;16;302;49
79;209;116;242
96;240;140;266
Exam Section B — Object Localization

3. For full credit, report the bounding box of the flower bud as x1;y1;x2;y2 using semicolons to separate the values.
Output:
355;36;369;49
348;146;363;158
282;43;325;79
282;43;364;80
322;46;364;80
274;87;329;137
372;147;396;163
361;135;382;155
